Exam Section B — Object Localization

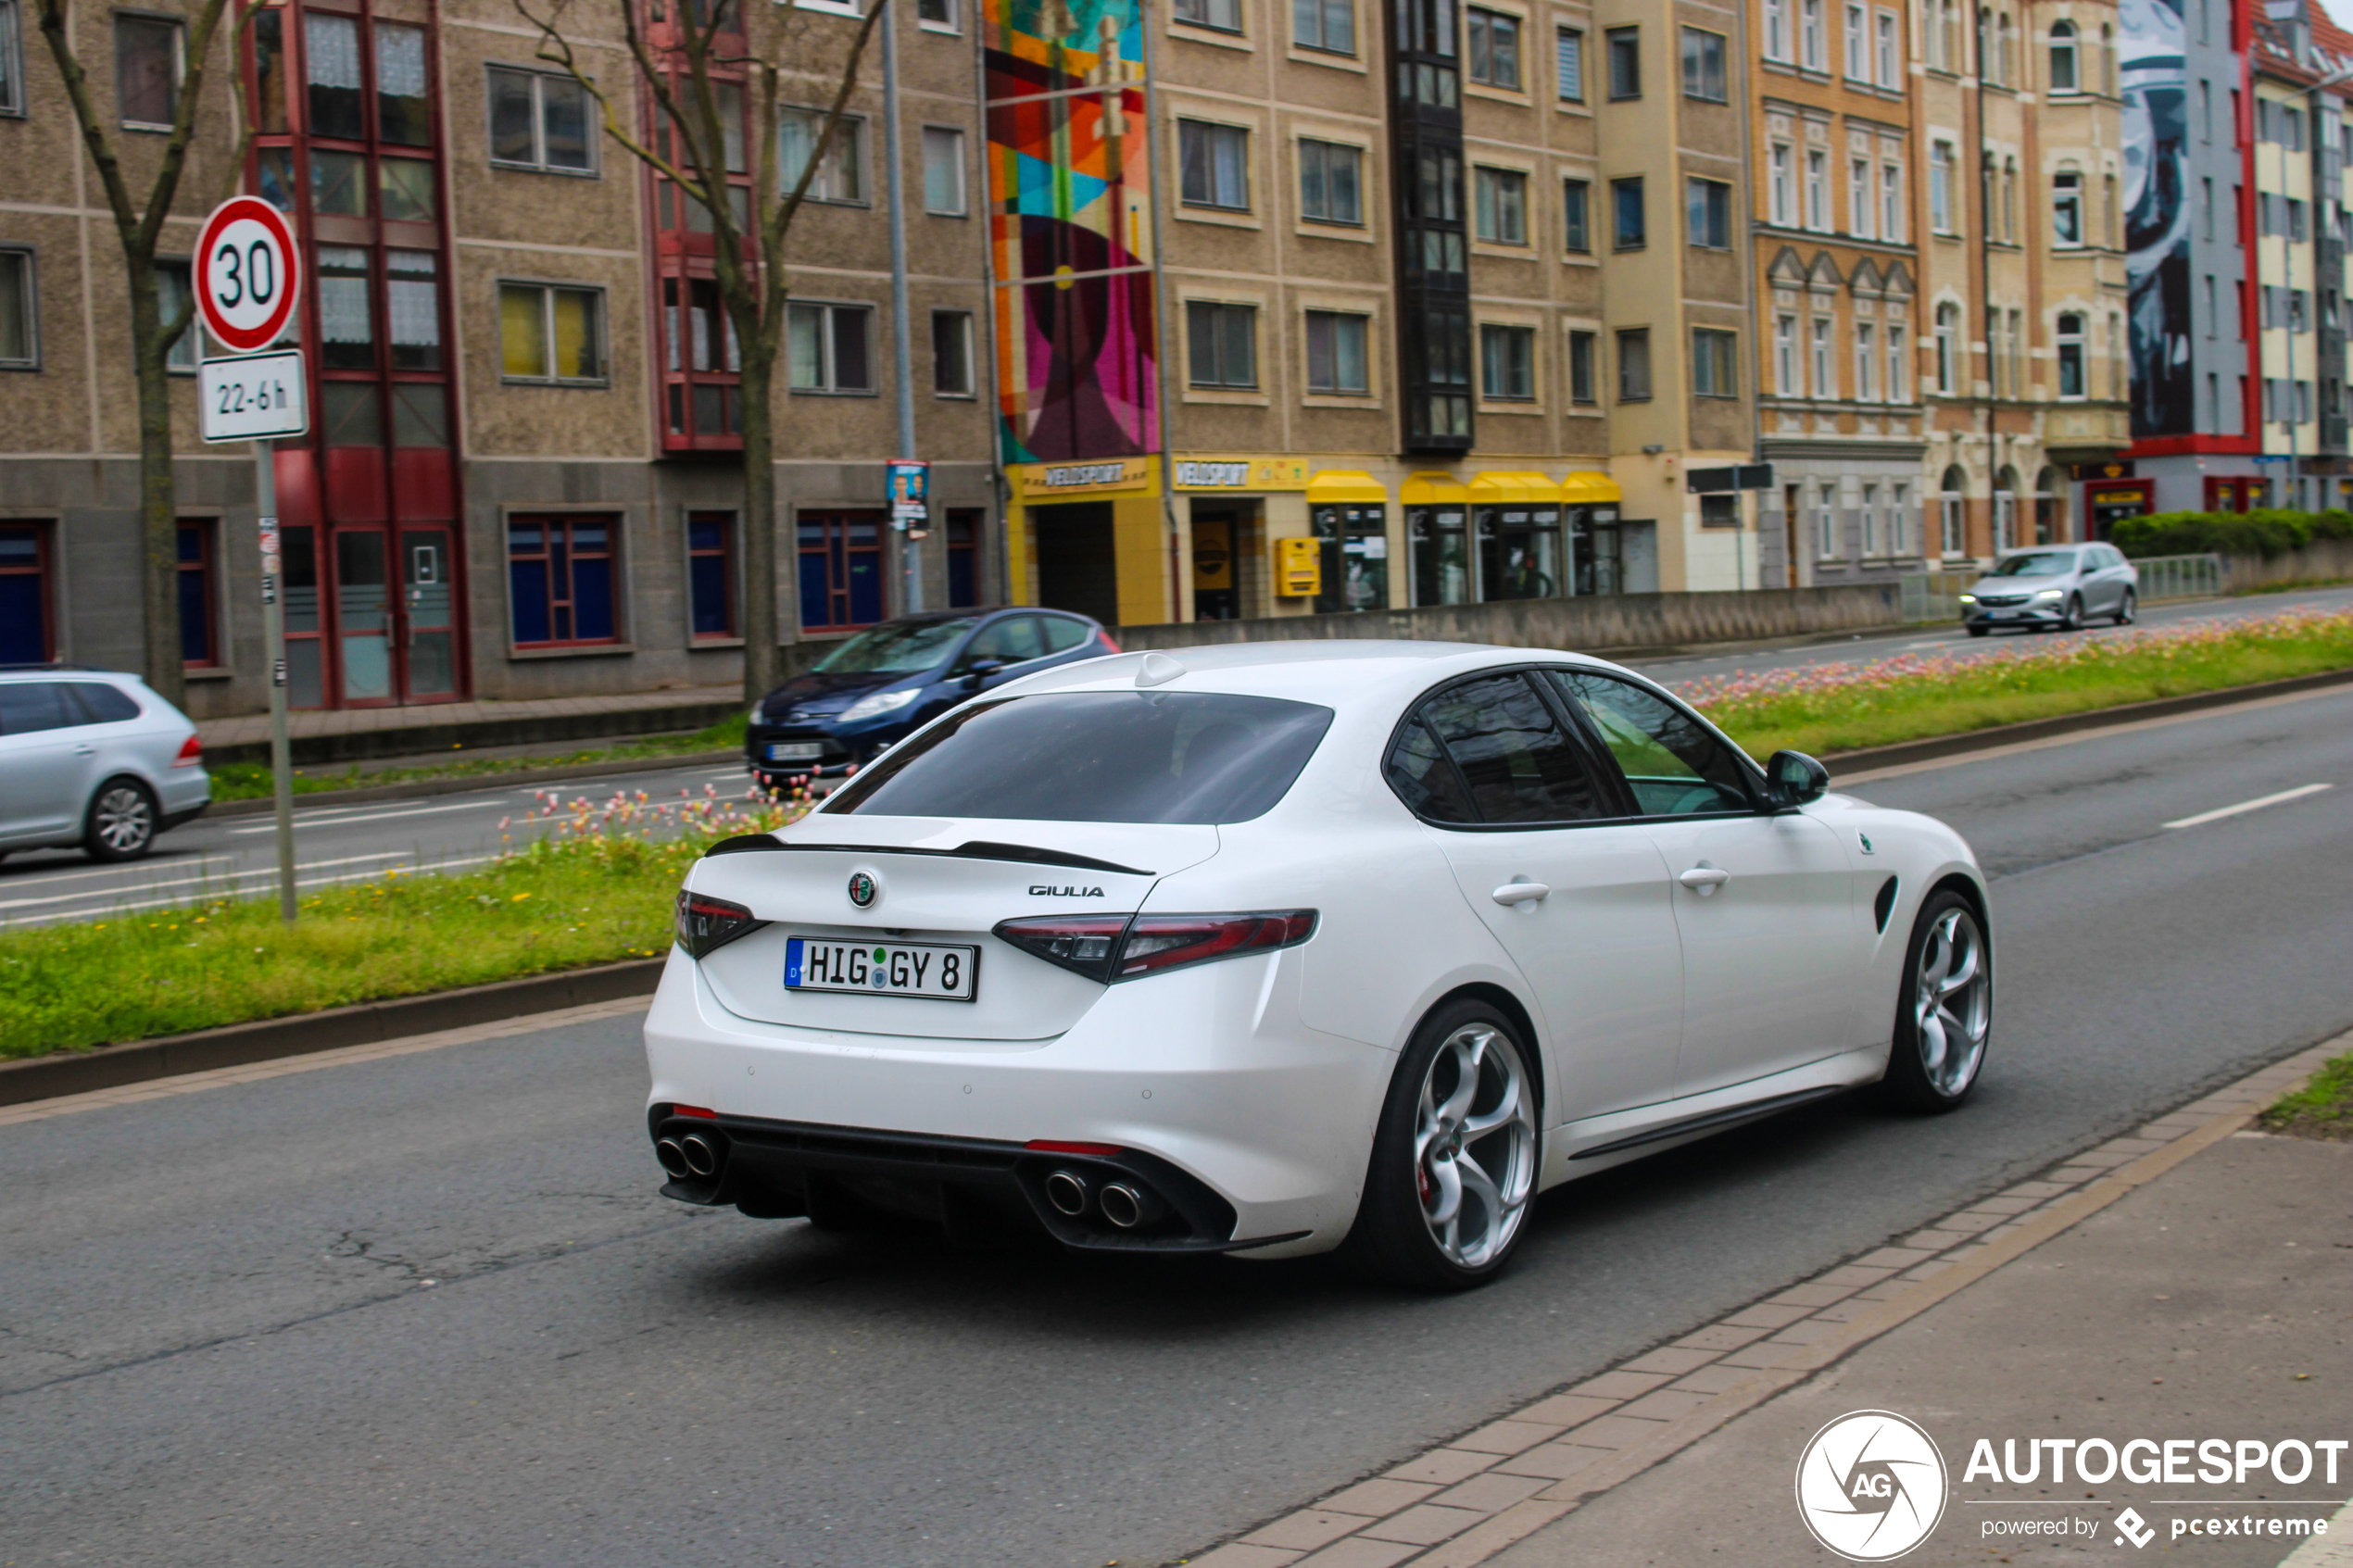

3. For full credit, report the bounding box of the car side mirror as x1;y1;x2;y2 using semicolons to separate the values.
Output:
960;659;1005;690
1764;749;1831;810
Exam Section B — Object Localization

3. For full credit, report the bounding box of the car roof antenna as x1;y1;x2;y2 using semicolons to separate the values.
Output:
1136;651;1186;688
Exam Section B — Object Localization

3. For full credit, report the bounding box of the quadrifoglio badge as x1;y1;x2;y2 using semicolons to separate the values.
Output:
1796;1411;2348;1558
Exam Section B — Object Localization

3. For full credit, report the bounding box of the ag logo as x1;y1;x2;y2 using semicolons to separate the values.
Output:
846;871;879;909
1794;1410;1947;1562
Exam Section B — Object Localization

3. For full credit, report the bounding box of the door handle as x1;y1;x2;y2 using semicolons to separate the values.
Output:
1678;864;1731;895
1491;881;1550;907
73;744;96;757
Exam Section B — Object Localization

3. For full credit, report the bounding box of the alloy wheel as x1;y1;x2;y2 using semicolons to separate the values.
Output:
2117;589;2136;625
94;785;153;854
1413;1024;1538;1269
1912;908;1990;1098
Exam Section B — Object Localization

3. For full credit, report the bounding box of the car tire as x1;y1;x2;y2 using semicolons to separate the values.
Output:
1346;998;1542;1291
2115;588;2136;626
1879;889;1992;1114
2057;595;2083;633
1965;624;1990;638
84;778;158;862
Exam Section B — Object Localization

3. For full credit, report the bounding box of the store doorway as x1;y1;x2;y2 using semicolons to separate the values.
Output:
1190;500;1247;620
1033;502;1121;628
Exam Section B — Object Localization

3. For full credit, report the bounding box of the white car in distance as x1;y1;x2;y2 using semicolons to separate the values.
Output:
646;642;1993;1288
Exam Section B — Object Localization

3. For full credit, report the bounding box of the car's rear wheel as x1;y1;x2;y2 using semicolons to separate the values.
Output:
84;778;157;862
1348;1000;1541;1290
1880;890;1991;1113
2114;588;2136;626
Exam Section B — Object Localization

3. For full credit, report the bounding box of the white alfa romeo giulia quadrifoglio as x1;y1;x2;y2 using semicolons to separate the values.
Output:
644;641;1992;1288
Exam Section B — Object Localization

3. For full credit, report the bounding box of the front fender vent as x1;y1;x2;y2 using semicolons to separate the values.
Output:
1873;876;1900;935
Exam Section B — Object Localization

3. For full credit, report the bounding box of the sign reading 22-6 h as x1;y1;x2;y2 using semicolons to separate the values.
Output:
193;195;309;443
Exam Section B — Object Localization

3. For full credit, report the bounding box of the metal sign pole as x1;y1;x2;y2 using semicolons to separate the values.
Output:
254;441;296;924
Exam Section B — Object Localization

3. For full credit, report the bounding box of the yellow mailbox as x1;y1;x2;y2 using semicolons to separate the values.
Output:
1274;535;1322;598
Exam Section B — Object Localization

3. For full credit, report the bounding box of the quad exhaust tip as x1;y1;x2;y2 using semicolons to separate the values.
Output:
654;1137;691;1179
1042;1168;1090;1216
1099;1182;1146;1230
680;1133;722;1178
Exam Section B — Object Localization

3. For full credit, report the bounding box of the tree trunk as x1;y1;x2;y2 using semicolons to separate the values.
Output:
736;353;778;705
127;266;185;708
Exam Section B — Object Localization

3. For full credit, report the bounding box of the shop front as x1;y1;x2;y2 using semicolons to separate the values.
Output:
2084;478;2154;540
1561;471;1627;596
1306;471;1390;614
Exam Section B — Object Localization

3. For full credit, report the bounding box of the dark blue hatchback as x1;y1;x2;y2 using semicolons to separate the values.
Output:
746;607;1119;789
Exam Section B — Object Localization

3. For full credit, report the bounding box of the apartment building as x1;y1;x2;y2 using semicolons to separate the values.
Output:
0;0;996;714
1908;0;2128;558
988;0;1763;629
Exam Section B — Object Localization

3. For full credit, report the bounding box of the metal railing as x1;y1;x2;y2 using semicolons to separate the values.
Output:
1895;571;1978;624
2129;553;2226;603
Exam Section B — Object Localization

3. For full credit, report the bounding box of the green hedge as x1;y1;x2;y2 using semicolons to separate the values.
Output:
2111;508;2353;560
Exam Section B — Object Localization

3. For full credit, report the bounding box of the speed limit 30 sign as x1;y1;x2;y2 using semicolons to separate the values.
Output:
194;196;302;352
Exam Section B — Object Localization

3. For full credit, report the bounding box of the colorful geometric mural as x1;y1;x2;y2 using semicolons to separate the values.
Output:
982;0;1160;465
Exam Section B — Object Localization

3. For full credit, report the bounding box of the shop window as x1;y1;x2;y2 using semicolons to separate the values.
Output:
115;13;181;129
687;511;736;639
1478;504;1562;600
488;66;595;172
177;521;218;667
1410;506;1470;605
946;509;983;608
799;510;884;632
1314;504;1388;613
501;282;606;383
0;522;52;662
509;515;620;647
1294;0;1356;54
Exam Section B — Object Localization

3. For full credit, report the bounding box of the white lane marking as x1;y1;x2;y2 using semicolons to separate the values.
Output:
231;799;508;834
6;855;499;923
0;852;420;911
2161;782;2334;831
0;855;239;891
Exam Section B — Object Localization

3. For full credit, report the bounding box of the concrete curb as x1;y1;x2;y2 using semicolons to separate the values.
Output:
205;750;743;817
1818;664;2353;778
0;958;664;1108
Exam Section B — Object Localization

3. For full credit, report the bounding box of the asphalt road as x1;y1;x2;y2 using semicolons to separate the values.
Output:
3;583;2348;927
2;685;2348;1567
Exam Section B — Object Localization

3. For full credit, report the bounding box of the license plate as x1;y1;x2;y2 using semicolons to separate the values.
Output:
785;937;978;1001
766;742;824;762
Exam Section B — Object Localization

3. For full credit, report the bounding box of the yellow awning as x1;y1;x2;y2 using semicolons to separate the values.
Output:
1559;470;1623;505
1304;469;1387;504
1468;471;1558;505
1401;471;1468;505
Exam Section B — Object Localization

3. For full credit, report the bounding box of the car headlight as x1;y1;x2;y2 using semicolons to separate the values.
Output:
839;687;921;723
2034;587;2065;601
1957;593;1977;604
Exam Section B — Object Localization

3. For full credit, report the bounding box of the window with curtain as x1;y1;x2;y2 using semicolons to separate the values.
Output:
1885;323;1906;402
921;126;966;214
1187;300;1258;387
318;246;374;371
1179;119;1251;209
1562;177;1590;250
1853;320;1876;400
386;252;441;370
779;109;865;202
115;14;180;128
1555;27;1582;99
787;302;873;392
1474;167;1528;245
376;23;431;144
1811;316;1834;398
1305;309;1369;394
157;259;196;371
1680;27;1725;99
1692;328;1736;397
1479;322;1534;400
1299;139;1364;224
305;11;361;138
499;281;603;383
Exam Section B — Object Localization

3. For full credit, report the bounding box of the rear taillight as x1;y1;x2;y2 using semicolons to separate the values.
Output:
172;734;203;768
674;889;765;959
992;910;1315;985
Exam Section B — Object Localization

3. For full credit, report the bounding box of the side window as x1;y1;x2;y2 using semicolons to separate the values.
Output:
0;681;72;734
1415;673;1608;824
1548;671;1752;816
1039;615;1094;653
65;683;142;724
960;615;1046;669
1386;718;1478;822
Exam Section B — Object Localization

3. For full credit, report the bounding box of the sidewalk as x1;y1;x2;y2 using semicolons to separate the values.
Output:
1189;1032;2353;1568
196;683;743;766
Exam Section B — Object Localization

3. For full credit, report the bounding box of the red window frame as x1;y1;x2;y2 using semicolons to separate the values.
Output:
508;513;623;648
798;508;885;633
178;519;220;668
644;6;752;454
0;521;56;664
2202;475;2252;513
686;508;736;640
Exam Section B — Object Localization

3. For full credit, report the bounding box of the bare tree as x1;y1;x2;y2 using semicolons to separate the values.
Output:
35;0;257;705
519;0;885;704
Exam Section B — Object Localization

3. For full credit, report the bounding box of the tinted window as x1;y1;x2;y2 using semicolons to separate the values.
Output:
1987;550;2082;576
65;683;142;723
811;617;980;674
828;691;1334;824
1040;615;1096;653
1416;674;1606;824
0;681;72;734
960;615;1047;669
1548;670;1752;816
1386;719;1478;822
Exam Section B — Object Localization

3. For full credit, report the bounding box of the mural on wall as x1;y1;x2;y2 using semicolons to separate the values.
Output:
2121;0;2191;438
982;0;1159;466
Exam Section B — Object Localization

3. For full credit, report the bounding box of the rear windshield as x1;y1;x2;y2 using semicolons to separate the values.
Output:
824;691;1335;824
812;618;982;675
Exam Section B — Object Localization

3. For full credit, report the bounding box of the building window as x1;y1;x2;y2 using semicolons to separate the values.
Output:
1930;142;1956;232
1811;316;1834;398
2056;311;2084;398
1562;177;1591;251
1616;327;1651;400
1816;483;1838;559
1467;7;1521;89
921;126;967;215
1765;0;1790;60
786;301;873;393
1555;26;1583;100
1306;309;1370;393
176;520;217;667
498;282;605;383
115;14;181;129
946;509;983;608
1611;176;1644;248
798;510;884;633
489;69;587;171
687;511;736;640
509;515;620;647
932;309;974;395
1680;27;1725;100
1479;322;1534;399
1853;320;1876;400
779;109;866;203
0;523;50;662
1175;0;1243;33
2048;18;2077;92
1768;142;1793;224
157;258;196;371
1474;167;1528;245
2052;169;2082;246
0;0;26;117
1886;323;1906;402
1775;313;1800;395
1606;26;1640;99
919;0;960;29
1843;1;1867;77
1187;299;1258;387
1568;330;1596;403
1875;8;1897;84
1890;481;1910;555
1686;177;1730;246
1859;482;1880;556
1294;0;1357;55
1939;468;1965;555
1299;139;1364;224
1881;161;1904;240
1800;0;1824;69
1804;149;1828;230
1178;119;1251;210
1692;327;1737;397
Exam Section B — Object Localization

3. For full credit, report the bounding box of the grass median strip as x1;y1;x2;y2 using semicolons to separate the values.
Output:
1684;608;2353;759
2257;1050;2353;1141
205;713;751;802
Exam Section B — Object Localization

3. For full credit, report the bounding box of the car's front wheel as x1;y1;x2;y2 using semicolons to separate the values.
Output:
2114;588;2136;626
84;778;158;862
2057;595;2083;632
1348;999;1541;1290
1880;890;1992;1113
